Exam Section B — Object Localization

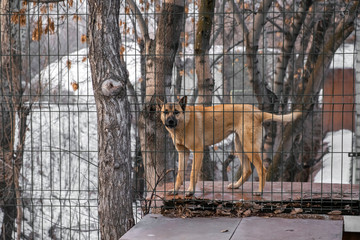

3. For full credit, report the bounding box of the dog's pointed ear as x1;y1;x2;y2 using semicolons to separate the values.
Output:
178;96;187;111
156;97;164;112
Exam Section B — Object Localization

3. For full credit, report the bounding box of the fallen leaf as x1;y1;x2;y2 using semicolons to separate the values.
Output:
328;210;342;215
243;209;251;217
66;60;72;69
71;82;79;91
290;208;303;215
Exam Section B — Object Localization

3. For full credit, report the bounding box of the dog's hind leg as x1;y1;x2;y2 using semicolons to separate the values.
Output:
251;152;267;195
230;130;266;195
242;131;266;195
186;149;203;197
228;134;252;189
168;146;190;196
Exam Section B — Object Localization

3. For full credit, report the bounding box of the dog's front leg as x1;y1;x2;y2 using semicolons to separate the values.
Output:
168;146;190;196
186;150;203;197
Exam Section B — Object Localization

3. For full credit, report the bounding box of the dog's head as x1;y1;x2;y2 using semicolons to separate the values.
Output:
156;96;187;129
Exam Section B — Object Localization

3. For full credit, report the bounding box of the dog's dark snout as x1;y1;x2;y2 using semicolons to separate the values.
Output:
165;117;177;128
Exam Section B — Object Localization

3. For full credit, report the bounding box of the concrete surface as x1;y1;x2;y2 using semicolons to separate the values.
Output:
120;214;344;240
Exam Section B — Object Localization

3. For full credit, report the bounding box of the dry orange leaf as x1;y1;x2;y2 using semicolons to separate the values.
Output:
125;6;130;15
44;18;55;35
120;45;126;55
72;14;81;22
11;9;26;27
40;5;47;14
66;60;72;69
32;17;43;41
81;34;87;44
82;57;87;62
137;37;142;44
71;82;79;91
68;0;73;8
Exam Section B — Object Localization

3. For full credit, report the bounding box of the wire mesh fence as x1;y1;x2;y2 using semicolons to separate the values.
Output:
0;0;359;239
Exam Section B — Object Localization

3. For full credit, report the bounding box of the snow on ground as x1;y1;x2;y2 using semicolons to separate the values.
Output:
25;48;94;104
314;130;353;184
21;104;99;239
20;49;99;239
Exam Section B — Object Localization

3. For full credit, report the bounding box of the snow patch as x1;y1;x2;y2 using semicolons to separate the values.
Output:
314;130;353;184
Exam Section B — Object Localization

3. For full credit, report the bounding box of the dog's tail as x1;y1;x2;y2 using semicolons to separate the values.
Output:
262;110;302;123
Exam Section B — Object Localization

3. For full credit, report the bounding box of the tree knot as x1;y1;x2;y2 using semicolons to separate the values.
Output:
100;79;124;97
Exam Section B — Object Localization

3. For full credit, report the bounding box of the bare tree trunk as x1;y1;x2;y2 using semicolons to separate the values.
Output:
195;0;215;181
88;0;134;238
195;0;215;106
138;0;185;192
222;31;233;104
0;0;24;239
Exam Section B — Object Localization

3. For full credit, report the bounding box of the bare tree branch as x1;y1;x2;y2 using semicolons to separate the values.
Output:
273;0;313;99
230;0;277;111
267;1;360;181
295;3;334;99
229;0;249;36
27;0;65;2
126;0;150;42
286;4;317;98
266;16;285;33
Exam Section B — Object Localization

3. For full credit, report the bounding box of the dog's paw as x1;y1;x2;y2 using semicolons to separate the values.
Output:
167;189;179;196
227;183;239;189
253;192;263;196
185;190;194;197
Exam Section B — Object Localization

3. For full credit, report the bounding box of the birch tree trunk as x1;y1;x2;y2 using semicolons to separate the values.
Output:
88;0;134;238
138;0;185;191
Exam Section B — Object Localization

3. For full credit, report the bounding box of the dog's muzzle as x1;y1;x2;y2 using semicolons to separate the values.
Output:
165;117;177;128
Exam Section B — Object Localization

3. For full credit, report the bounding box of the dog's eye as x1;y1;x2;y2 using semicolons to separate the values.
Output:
164;110;169;115
174;110;179;115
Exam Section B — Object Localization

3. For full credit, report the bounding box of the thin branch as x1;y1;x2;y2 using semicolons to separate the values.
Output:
229;0;249;36
209;0;225;48
266;17;285;33
126;0;149;42
210;40;244;68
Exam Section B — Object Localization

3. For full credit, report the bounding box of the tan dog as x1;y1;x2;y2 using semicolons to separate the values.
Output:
157;96;301;196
